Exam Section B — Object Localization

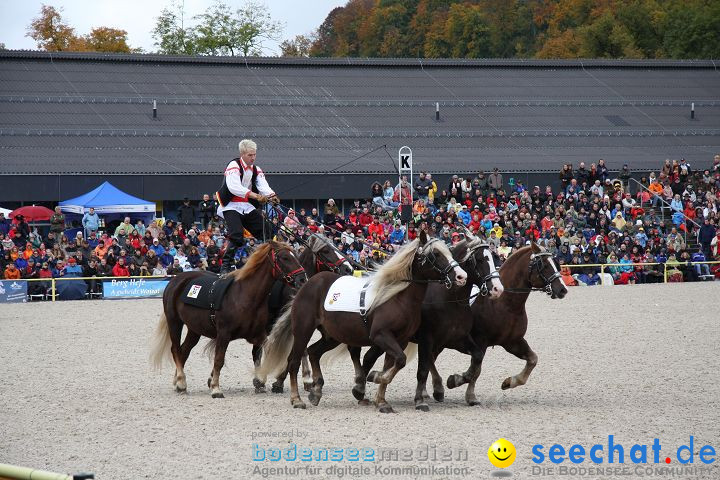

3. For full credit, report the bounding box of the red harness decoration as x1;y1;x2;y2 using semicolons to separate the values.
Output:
271;249;305;285
316;256;347;273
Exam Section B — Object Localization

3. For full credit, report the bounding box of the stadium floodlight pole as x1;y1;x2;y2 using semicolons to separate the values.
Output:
398;146;413;240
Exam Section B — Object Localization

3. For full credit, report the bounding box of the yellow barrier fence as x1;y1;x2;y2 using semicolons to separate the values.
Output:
562;261;720;285
20;275;172;301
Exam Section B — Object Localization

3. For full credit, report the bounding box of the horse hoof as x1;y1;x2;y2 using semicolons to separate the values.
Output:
415;404;430;412
467;400;481;407
501;378;512;390
378;404;395;414
303;382;313;392
358;399;371;406
308;391;321;406
351;386;365;401
175;385;187;393
446;375;463;389
211;392;225;399
433;391;445;402
255;386;266;394
271;384;284;394
292;402;306;409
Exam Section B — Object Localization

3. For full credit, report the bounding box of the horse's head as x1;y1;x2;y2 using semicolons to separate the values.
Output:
270;244;308;289
528;243;567;299
417;230;467;288
458;238;503;299
308;234;353;276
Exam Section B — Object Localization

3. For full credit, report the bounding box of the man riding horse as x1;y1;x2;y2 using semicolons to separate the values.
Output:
216;139;280;274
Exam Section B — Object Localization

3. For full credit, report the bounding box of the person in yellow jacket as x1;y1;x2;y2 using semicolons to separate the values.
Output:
427;173;438;203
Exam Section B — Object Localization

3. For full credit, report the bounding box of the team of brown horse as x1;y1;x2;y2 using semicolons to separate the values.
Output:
151;232;567;412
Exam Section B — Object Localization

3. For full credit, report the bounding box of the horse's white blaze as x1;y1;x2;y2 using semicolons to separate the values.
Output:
335;250;352;271
483;249;503;295
546;253;566;288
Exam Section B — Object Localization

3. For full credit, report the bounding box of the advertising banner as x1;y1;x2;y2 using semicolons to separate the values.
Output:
102;278;168;299
0;280;27;303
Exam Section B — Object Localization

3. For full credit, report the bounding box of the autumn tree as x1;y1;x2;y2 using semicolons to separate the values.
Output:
307;0;720;59
27;4;134;53
26;4;78;51
280;34;315;57
152;1;196;54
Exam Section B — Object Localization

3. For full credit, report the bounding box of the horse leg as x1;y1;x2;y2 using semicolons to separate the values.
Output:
445;339;487;406
166;313;186;393
270;350;310;394
175;330;201;392
351;346;382;405
252;344;266;394
208;335;230;398
413;335;433;412
501;339;538;390
429;349;444;402
367;332;406;414
306;337;340;406
463;343;487;406
301;351;313;392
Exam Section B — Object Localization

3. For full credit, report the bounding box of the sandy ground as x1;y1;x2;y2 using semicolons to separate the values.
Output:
1;283;719;480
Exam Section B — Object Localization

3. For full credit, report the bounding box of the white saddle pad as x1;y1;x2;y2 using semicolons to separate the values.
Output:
323;276;376;313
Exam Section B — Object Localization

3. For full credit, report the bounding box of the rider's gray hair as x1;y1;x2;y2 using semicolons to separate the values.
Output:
239;139;257;154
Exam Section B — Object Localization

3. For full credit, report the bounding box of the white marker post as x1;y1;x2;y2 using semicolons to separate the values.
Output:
398;146;413;238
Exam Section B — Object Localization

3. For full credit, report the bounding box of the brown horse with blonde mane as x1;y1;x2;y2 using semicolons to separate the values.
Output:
150;241;307;398
259;231;468;413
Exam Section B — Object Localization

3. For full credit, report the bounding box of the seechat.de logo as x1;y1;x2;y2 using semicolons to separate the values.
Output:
532;436;715;465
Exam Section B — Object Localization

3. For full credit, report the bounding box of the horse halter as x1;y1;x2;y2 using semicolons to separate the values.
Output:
315;249;349;273
270;248;307;286
418;238;460;289
467;244;501;297
529;252;562;295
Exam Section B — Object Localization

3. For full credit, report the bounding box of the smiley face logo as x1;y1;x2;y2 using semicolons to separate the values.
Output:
488;438;516;468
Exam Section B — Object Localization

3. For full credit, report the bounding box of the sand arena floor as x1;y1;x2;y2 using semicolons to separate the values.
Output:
1;282;719;480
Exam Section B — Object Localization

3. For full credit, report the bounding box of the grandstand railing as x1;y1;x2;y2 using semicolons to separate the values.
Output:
562;261;719;285
21;275;172;301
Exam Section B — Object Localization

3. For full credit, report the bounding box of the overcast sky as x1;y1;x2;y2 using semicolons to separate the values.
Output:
0;0;345;55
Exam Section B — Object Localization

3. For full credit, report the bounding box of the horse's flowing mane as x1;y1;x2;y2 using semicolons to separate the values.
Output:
500;243;541;272
229;241;291;282
368;238;453;313
306;234;332;254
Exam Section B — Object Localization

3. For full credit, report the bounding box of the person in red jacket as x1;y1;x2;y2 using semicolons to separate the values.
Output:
112;257;130;277
367;217;385;240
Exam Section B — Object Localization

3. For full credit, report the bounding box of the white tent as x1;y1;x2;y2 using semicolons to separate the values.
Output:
0;207;12;217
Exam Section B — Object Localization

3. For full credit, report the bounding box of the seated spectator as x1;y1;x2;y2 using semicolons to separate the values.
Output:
64;257;83;277
3;262;21;279
112;258;130;277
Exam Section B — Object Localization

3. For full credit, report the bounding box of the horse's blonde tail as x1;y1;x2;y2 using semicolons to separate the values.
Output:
202;339;217;363
150;312;172;372
404;343;418;364
320;344;349;369
257;304;294;380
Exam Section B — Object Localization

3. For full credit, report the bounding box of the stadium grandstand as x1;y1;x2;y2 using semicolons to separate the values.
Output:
1;51;719;207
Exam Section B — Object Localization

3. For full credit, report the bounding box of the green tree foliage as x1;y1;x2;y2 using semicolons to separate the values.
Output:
152;0;283;56
310;0;720;59
26;4;134;53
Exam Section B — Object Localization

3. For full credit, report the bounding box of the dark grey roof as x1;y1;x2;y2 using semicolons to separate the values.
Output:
1;51;719;175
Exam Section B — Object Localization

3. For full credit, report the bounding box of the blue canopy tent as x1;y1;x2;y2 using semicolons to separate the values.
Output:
59;181;156;227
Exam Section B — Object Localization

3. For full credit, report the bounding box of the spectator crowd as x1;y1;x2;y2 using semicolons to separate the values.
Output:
2;154;720;299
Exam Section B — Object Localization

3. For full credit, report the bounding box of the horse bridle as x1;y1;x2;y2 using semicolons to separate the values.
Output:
466;244;501;297
528;252;562;295
270;248;307;286
417;238;460;289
